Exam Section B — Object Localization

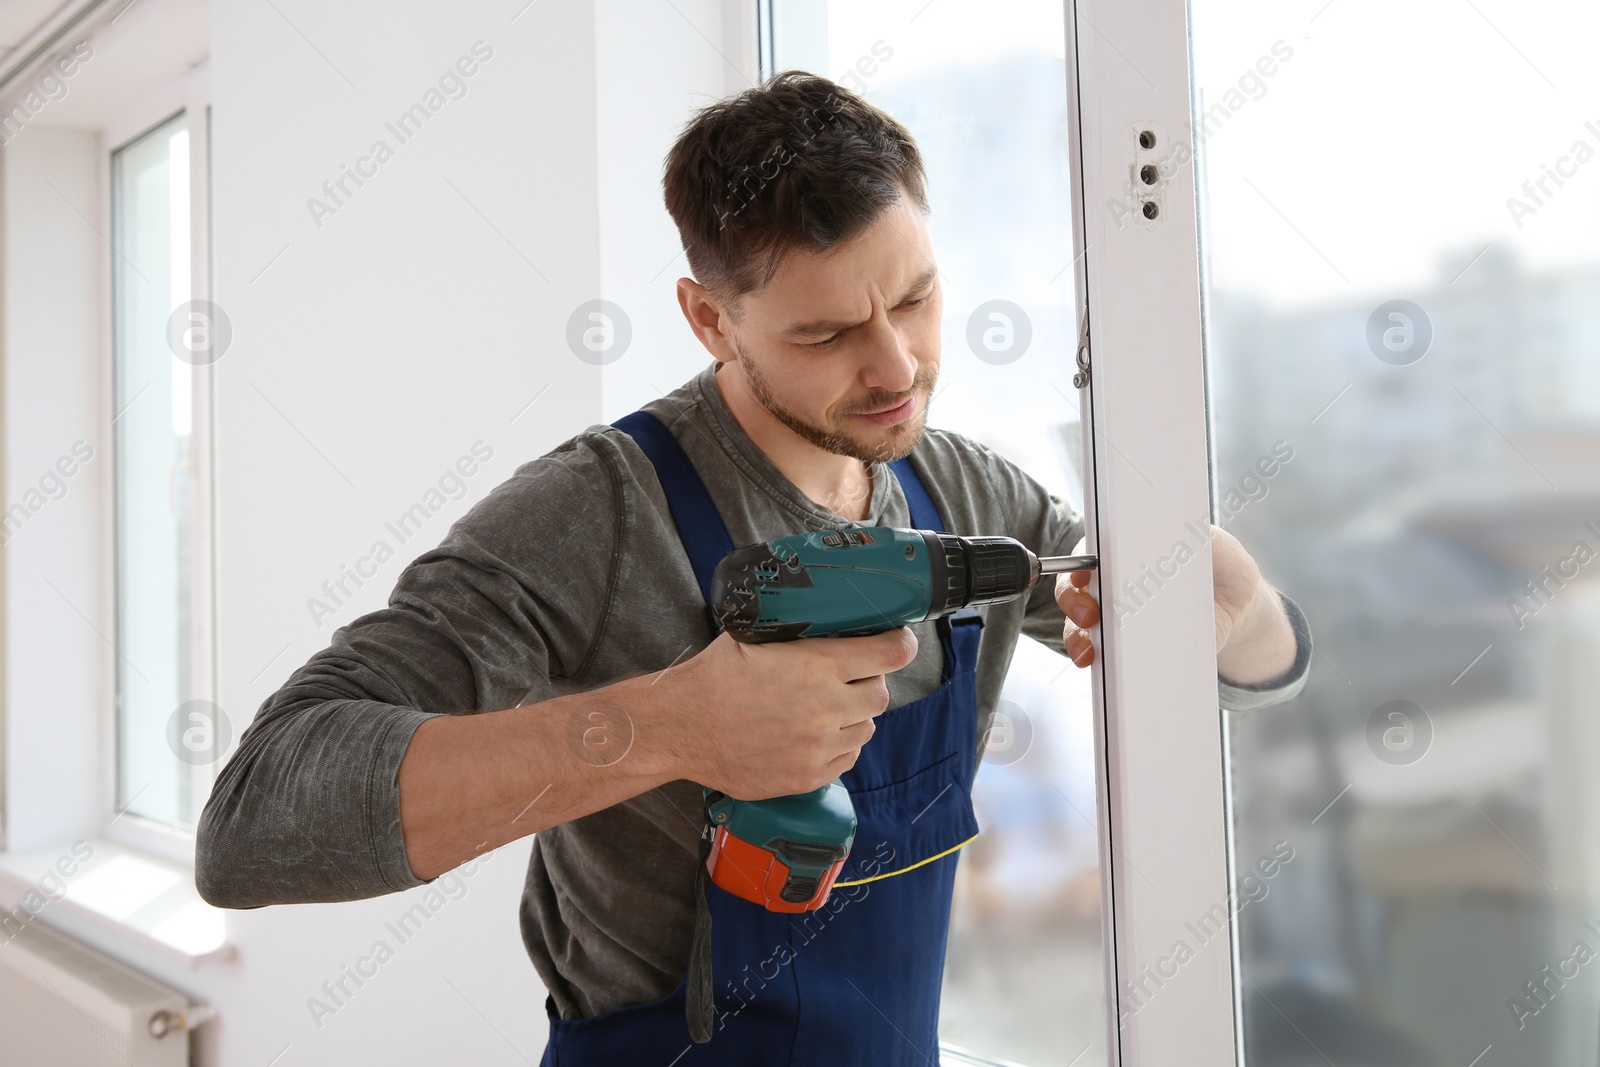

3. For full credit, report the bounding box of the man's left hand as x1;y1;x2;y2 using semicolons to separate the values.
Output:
1053;526;1297;684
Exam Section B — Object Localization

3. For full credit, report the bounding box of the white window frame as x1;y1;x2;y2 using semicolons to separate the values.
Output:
99;64;217;863
1064;0;1241;1063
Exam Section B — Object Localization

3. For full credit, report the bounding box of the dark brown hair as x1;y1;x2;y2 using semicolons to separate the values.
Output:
661;70;929;318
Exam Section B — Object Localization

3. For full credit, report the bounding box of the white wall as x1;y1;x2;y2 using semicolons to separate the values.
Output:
595;0;757;417
202;2;606;1056
2;128;107;853
2;0;754;1064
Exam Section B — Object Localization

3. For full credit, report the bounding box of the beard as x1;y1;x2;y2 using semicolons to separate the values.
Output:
738;341;938;465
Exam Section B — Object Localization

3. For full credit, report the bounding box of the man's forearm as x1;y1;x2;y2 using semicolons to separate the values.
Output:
1216;580;1299;686
397;671;685;881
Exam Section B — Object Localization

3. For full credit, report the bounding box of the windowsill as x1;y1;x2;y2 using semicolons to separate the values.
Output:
0;837;234;968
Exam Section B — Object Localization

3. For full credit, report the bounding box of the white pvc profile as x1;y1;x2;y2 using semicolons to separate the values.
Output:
1062;0;1240;1063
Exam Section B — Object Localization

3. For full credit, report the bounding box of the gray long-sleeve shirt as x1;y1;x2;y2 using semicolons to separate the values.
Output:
195;361;1311;1020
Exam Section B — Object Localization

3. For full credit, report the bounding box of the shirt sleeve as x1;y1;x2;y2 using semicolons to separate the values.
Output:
1215;589;1313;711
991;444;1313;712
195;436;621;909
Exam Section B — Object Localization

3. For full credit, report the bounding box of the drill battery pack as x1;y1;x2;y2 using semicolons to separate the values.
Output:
703;783;856;912
706;823;847;912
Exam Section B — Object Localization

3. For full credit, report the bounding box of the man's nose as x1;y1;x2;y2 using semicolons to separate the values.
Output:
857;314;919;394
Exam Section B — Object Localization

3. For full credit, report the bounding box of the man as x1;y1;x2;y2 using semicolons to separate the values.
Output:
196;72;1310;1063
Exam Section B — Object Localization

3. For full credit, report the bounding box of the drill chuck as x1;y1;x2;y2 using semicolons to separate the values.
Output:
919;532;1035;612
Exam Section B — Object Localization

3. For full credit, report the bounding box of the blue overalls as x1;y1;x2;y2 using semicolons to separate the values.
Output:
539;409;984;1066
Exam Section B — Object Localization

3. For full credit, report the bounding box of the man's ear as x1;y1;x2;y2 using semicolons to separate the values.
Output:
677;278;739;364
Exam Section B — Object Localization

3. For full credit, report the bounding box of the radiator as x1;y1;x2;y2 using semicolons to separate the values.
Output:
0;920;211;1066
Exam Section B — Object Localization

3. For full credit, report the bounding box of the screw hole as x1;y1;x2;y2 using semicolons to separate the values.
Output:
1142;201;1159;220
1140;164;1159;185
1138;130;1156;149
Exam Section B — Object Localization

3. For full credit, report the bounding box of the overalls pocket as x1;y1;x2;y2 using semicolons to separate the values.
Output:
836;748;981;886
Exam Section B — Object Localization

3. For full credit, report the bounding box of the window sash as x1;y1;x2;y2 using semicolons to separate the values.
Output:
107;73;217;843
1064;0;1240;1062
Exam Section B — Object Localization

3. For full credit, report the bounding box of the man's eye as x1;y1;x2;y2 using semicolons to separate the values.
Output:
802;296;929;349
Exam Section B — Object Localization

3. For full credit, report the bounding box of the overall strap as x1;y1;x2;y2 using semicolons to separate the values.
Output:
611;410;735;602
892;453;982;681
615;411;949;590
889;454;945;533
611;408;729;1043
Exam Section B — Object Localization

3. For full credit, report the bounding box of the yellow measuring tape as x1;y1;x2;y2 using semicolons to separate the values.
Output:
832;833;979;887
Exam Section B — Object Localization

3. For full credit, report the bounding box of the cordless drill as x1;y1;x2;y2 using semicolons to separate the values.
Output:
703;526;1096;913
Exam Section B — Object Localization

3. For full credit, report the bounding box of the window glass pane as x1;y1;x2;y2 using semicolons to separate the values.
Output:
113;111;202;828
773;4;1106;1064
1192;2;1600;1062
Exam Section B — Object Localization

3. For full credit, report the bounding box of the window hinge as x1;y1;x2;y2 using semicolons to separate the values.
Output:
1072;308;1091;388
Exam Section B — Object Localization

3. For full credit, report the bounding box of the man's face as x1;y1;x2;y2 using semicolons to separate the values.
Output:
719;193;941;465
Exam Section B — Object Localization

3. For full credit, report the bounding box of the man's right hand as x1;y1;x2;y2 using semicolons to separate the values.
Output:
651;627;919;801
393;626;918;881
